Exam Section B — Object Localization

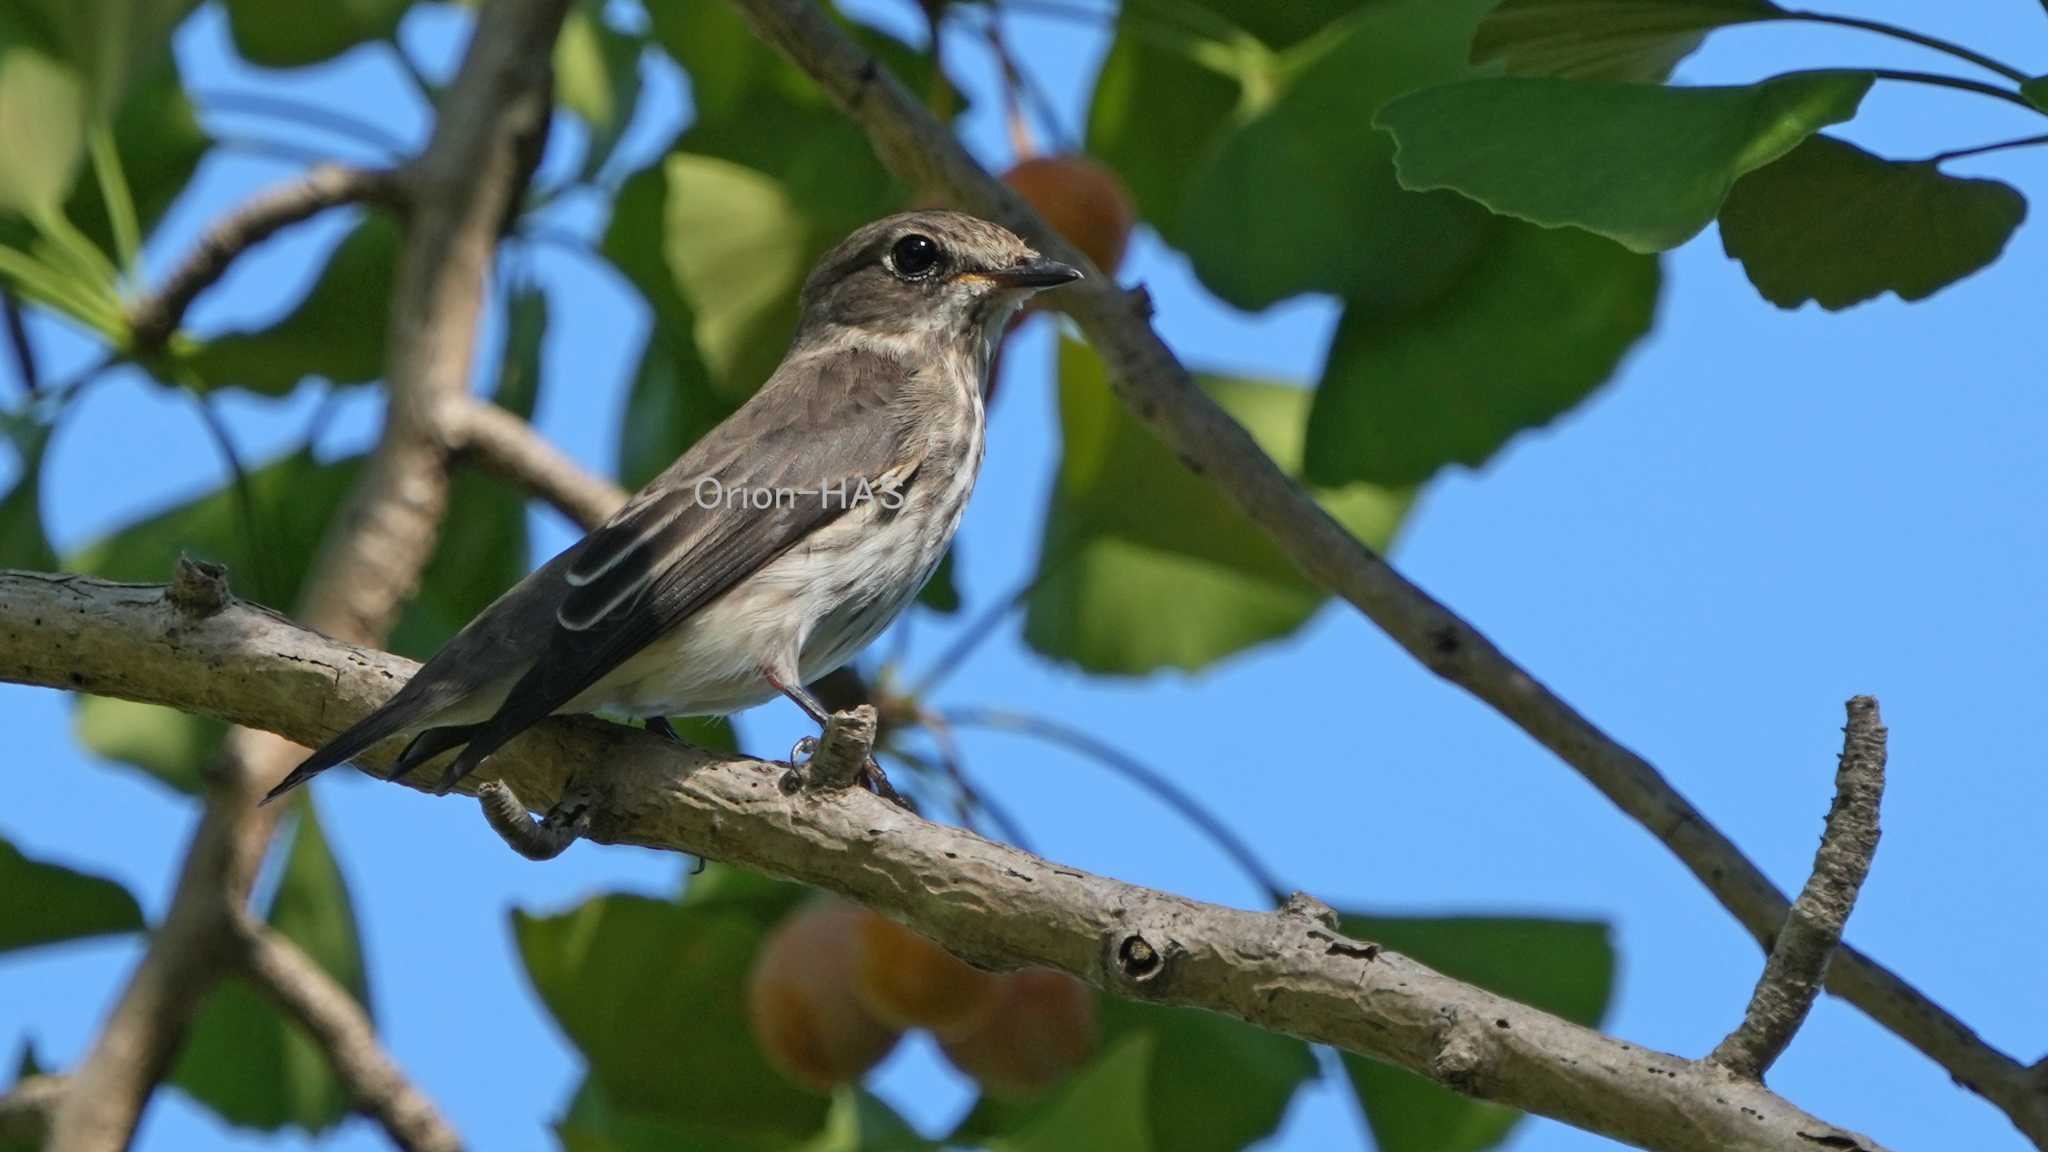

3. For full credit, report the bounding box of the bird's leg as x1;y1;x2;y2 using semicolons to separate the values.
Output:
646;715;682;743
763;670;902;803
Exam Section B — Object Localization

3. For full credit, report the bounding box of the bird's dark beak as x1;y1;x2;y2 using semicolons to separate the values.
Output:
988;259;1083;289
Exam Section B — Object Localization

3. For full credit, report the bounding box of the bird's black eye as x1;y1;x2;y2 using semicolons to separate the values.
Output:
890;233;941;279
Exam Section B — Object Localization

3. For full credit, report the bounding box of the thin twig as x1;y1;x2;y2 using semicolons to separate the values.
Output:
127;165;405;353
1865;68;2037;112
1923;132;2048;165
185;385;284;606
192;88;414;157
910;570;1041;697
714;4;2048;1140
1710;698;1887;1080
232;917;464;1152
943;706;1290;905
3;288;40;393
441;394;624;528
915;709;1036;849
1783;10;2030;83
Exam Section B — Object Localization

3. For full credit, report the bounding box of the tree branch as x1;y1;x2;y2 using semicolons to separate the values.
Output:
47;4;570;1148
0;1074;65;1146
715;1;2048;1140
0;571;1890;1152
441;394;624;528
126;165;405;353
1711;697;1887;1080
231;916;463;1152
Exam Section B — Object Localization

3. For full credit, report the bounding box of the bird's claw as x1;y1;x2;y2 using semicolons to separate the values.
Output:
788;735;820;768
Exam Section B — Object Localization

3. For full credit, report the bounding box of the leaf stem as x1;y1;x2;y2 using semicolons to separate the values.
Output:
1922;131;2048;164
910;570;1041;697
191;89;411;158
1864;68;2039;112
1784;10;2029;83
942;707;1292;905
89;126;143;282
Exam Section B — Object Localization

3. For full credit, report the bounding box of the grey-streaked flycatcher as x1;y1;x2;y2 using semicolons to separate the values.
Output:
266;211;1080;803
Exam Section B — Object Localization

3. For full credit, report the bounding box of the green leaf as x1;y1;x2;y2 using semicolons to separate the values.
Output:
556;0;643;178
1025;339;1410;675
1334;913;1615;1152
188;214;398;395
2023;75;2048;113
71;698;225;794
1176;0;1500;310
516;894;831;1137
993;1033;1155;1152
1378;71;1874;252
0;8;88;218
0;0;188;218
0;413;57;570
646;1;935;222
1306;221;1659;487
1472;0;1785;83
1719;134;2027;310
222;0;409;68
956;997;1312;1152
559;1083;921;1152
650;155;812;393
1085;16;1251;249
613;331;726;490
0;836;145;952
915;546;959;613
172;797;371;1133
612;6;918;481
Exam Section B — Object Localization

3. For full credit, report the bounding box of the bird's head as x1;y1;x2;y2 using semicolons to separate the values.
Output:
796;210;1082;346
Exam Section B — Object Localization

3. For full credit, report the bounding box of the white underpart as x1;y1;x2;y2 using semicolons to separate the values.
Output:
560;285;1020;718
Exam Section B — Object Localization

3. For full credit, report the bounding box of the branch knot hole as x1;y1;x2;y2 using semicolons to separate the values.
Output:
1112;931;1171;990
167;555;229;618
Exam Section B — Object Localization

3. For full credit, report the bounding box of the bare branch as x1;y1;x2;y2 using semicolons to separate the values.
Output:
232;918;463;1152
714;1;2048;1139
126;165;404;352
48;4;571;1148
1712;698;1887;1080
0;1074;66;1146
0;571;1891;1152
442;394;624;528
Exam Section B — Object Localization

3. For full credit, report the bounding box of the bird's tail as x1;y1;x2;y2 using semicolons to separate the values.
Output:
263;701;435;804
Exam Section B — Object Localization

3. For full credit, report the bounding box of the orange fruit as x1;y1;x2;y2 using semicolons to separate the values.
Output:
853;911;1002;1037
746;898;904;1091
1001;154;1135;274
938;967;1098;1098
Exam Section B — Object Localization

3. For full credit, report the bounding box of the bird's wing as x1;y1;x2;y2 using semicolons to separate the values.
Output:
437;344;921;781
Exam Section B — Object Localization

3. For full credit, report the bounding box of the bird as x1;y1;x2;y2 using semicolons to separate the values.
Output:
264;210;1081;804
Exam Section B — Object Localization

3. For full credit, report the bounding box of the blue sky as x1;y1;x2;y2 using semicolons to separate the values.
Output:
3;2;2046;1150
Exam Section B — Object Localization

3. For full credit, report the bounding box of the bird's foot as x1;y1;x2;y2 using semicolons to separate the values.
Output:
787;735;820;768
857;756;909;809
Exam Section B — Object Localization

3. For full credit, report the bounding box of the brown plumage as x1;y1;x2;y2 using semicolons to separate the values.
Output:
266;211;1080;801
